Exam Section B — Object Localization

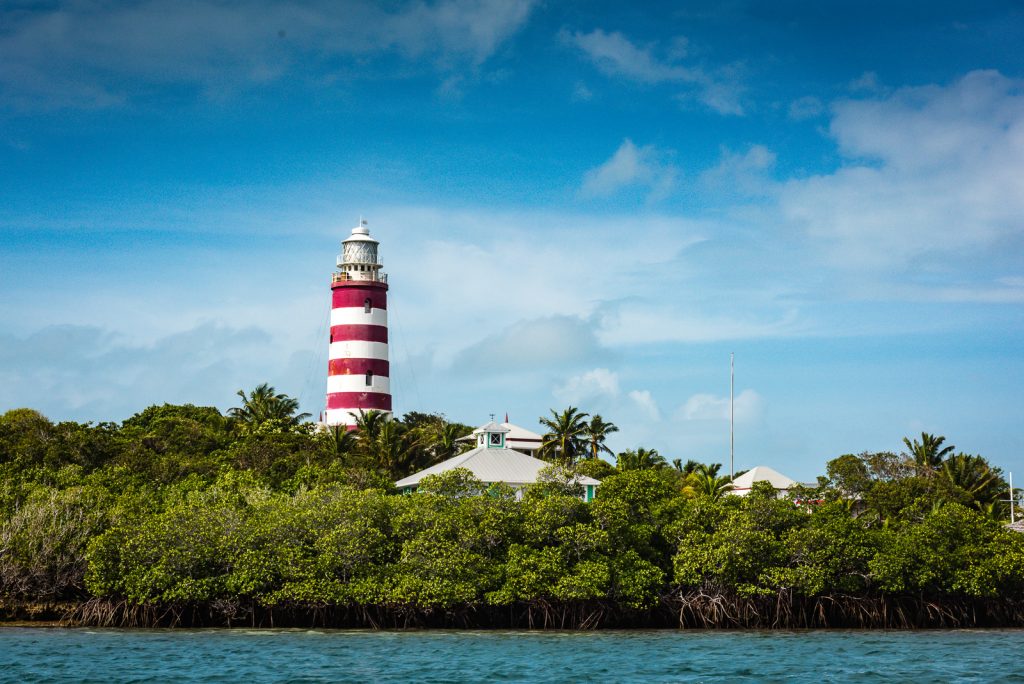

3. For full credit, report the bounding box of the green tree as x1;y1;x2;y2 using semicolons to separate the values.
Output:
229;384;310;433
687;467;733;500
0;409;55;469
408;415;471;464
0;484;112;600
869;503;1024;597
941;453;1006;510
903;432;955;475
583;415;618;461
616;447;667;471
825;453;874;498
538;407;590;465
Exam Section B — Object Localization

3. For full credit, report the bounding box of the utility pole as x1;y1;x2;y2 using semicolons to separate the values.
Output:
730;352;735;481
1011;472;1016;525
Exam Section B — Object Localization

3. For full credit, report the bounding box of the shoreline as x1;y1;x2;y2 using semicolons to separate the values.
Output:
4;595;1024;630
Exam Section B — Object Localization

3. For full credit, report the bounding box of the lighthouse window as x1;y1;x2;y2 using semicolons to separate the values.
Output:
365;370;373;386
364;297;372;313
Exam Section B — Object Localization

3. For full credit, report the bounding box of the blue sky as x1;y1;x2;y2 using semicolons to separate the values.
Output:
1;0;1022;479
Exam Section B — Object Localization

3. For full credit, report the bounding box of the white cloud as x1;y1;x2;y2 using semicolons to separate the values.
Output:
563;28;700;83
387;0;536;65
0;322;304;421
628;389;660;421
780;70;1024;269
453;316;607;374
572;81;593;101
563;28;744;116
0;0;537;109
788;95;824;120
849;71;881;92
580;139;678;201
597;305;802;346
694;81;745;116
553;368;620;404
700;144;777;197
677;389;762;422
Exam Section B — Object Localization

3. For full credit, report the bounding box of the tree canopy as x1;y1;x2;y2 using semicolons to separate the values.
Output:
1;403;1021;629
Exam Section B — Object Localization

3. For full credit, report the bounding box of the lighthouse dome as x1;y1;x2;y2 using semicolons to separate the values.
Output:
339;221;380;267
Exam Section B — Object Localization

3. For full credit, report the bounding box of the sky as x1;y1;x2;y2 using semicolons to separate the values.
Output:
1;0;1022;480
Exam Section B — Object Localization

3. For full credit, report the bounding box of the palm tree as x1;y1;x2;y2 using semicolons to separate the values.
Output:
616;447;667;471
941;453;1006;509
353;409;388;442
431;420;470;462
375;419;417;477
539;407;590;465
352;409;389;465
349;411;422;477
327;424;357;456
229;383;310;432
903;432;955;475
583;415;618;461
689;470;733;500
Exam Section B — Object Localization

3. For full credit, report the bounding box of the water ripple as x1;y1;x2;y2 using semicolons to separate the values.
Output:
1;628;1023;683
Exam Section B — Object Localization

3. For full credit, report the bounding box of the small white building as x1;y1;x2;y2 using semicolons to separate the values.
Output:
459;419;545;457
397;421;600;501
729;465;800;497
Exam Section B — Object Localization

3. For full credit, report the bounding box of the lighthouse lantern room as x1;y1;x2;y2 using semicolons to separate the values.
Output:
324;220;392;427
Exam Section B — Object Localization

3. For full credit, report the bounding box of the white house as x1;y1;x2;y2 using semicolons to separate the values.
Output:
729;465;801;497
397;421;600;501
458;419;545;457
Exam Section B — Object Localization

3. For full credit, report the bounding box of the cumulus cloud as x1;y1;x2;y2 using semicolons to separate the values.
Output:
379;207;701;361
562;28;744;115
676;389;762;422
451;316;606;374
563;28;700;83
849;71;881;92
0;0;537;109
580;139;678;201
690;80;746;117
628;389;660;420
779;70;1024;270
553;368;620;404
700;144;777;198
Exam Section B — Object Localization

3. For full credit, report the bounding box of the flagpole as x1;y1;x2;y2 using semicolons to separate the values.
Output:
730;352;734;481
1011;472;1016;525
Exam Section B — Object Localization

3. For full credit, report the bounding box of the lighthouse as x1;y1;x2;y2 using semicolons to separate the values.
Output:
324;220;391;427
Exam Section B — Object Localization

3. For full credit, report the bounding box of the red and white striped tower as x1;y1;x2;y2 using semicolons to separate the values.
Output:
324;220;391;427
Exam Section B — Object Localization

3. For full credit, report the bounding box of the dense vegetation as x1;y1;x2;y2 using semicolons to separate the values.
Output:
1;390;1022;628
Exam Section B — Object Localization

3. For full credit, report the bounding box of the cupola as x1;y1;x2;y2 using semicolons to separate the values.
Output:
477;420;511;449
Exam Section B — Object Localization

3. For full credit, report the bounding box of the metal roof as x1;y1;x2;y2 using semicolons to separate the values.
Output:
468;421;541;439
477;420;511;434
729;465;799;491
395;446;601;488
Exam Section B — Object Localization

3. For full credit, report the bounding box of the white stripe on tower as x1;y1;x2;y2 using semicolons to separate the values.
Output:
330;307;388;327
328;341;389;361
326;374;391;394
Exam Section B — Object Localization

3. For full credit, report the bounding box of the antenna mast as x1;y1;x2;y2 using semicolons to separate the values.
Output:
1012;472;1016;525
730;352;735;481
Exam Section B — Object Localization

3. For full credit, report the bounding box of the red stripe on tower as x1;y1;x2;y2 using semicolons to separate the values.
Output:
323;219;392;428
332;289;388;310
326;392;393;411
328;358;390;377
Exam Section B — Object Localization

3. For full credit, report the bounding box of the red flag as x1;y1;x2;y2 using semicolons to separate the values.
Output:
504;412;509;423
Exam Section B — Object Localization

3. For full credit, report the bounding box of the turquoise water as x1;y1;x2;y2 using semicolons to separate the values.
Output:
2;628;1024;682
